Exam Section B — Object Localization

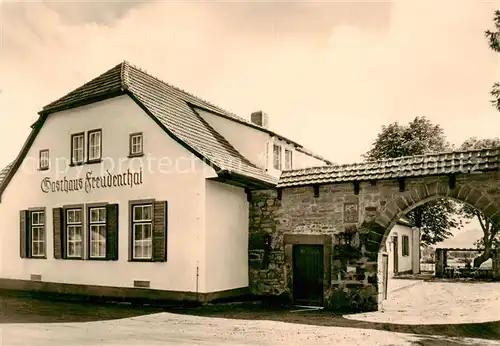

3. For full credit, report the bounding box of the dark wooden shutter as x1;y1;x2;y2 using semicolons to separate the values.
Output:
20;210;29;258
53;208;64;259
152;201;168;262
106;204;119;260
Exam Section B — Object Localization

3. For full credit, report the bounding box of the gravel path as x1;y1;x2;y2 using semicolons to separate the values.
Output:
2;312;499;346
345;280;500;325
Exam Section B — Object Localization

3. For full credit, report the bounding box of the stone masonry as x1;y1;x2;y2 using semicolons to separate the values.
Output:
248;171;500;312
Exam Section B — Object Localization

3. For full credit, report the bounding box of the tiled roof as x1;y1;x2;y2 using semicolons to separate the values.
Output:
40;61;283;186
0;162;13;186
277;148;500;188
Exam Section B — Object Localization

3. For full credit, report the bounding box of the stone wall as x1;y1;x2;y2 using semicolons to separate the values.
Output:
248;171;500;312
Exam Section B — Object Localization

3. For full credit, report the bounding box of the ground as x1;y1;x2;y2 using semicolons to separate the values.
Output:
0;279;499;346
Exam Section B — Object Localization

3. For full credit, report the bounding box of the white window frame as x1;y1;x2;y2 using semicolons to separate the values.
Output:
39;150;49;170
71;133;85;165
284;149;293;170
130;133;143;156
30;210;45;257
66;208;83;258
273;144;282;170
132;204;153;260
88;130;102;162
89;206;106;259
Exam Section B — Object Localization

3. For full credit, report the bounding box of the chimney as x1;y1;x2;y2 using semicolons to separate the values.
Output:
250;110;269;128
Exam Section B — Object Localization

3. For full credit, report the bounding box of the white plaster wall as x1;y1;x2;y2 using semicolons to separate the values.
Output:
196;108;329;176
412;227;421;274
196;109;270;169
386;224;414;275
0;95;218;293
204;180;249;292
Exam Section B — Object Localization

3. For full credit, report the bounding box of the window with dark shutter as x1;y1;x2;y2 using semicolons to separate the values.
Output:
106;204;119;260
153;201;168;262
20;209;47;259
129;200;167;262
53;208;63;259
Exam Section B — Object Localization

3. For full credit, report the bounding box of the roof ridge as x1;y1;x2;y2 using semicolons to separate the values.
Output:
125;62;244;120
362;147;500;164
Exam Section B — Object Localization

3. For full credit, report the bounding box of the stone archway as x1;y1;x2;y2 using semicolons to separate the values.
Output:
360;175;500;310
248;149;500;312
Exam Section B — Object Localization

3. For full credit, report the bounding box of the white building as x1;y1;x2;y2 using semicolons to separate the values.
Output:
0;61;331;302
385;218;421;277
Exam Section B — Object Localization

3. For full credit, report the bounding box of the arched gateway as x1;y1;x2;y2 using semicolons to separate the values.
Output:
248;148;500;312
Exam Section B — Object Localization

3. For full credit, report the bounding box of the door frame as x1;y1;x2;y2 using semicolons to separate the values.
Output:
284;234;332;307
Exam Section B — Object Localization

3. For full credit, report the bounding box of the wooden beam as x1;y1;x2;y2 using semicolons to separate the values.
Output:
277;188;283;201
398;178;405;192
313;184;320;198
353;181;360;195
448;173;456;189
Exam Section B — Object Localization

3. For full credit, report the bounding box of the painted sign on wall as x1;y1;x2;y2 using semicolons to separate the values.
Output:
40;168;143;194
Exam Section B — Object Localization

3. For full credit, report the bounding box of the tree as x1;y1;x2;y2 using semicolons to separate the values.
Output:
458;137;500;267
365;117;461;247
485;10;500;111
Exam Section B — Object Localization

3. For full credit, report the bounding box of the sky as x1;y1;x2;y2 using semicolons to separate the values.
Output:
1;0;500;170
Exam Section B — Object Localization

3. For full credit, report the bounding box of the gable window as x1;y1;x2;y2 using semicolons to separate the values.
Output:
402;235;410;257
30;210;46;257
273;144;282;170
132;204;153;260
89;206;106;258
39;149;49;170
284;149;293;170
19;208;46;259
129;133;143;157
71;133;85;165
87;130;102;162
66;208;83;258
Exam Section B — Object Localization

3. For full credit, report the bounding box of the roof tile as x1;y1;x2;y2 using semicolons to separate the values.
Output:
41;61;279;185
277;148;500;188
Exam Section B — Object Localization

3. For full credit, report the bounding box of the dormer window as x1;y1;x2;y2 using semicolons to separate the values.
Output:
71;133;85;165
273;144;282;170
39;149;49;170
87;129;102;162
285;149;293;170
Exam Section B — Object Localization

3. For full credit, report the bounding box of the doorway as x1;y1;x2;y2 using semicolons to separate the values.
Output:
292;244;324;306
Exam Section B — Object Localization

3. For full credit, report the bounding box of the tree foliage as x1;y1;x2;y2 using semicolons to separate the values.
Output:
458;137;500;267
365;117;460;247
485;10;500;111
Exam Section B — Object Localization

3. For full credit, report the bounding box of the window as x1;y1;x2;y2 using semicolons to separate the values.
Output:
132;204;153;260
87;130;102;162
30;210;45;257
402;235;410;257
71;133;85;165
273;144;282;170
66;208;83;258
129;133;143;157
89;207;106;258
39;150;49;170
284;149;293;170
19;209;46;259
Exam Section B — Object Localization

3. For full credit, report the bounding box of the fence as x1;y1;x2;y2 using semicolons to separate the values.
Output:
420;262;435;272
